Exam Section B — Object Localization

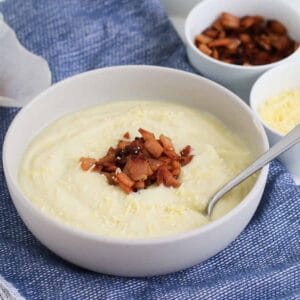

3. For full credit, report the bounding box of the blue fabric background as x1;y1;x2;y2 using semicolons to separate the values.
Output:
0;0;299;299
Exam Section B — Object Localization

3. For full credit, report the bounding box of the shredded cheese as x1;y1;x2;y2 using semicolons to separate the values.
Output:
259;88;300;135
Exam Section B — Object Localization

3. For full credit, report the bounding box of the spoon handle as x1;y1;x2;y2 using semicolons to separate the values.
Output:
207;124;300;216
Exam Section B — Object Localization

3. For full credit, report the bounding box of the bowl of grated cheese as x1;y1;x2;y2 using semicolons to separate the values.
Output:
250;62;300;184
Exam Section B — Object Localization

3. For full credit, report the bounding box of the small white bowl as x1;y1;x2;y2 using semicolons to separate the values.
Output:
3;66;268;276
185;0;300;101
250;63;300;185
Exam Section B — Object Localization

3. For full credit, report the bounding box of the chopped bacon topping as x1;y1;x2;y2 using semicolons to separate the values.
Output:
159;134;174;150
133;181;145;191
124;156;152;181
138;128;155;141
116;172;134;188
123;132;130;139
79;157;97;171
144;139;163;158
79;128;194;194
180;145;192;157
117;140;131;150
147;158;163;172
157;165;180;188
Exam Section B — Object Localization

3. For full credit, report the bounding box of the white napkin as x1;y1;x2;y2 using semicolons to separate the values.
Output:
0;14;51;107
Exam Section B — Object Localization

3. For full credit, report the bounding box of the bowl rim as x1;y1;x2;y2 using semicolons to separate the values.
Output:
184;0;300;71
3;65;269;246
250;62;300;138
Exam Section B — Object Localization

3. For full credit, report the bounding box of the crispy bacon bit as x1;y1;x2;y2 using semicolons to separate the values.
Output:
171;160;181;177
134;181;145;190
118;182;132;194
198;43;212;56
180;155;194;166
124;157;152;181
164;149;179;160
220;12;240;29
79;129;193;194
158;156;172;165
147;158;163;172
144;139;163;158
159;134;174;151
180;145;192;157
79;157;97;171
116;172;134;187
123;132;130;139
138;128;155;141
157;166;180;188
98;147;116;164
102;162;117;172
195;12;299;66
195;34;212;45
267;20;287;35
117;140;130;150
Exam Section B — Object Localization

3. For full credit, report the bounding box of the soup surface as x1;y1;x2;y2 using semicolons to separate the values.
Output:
19;101;255;239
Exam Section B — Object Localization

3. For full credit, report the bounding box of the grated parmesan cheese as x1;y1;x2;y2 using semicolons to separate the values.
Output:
259;88;300;135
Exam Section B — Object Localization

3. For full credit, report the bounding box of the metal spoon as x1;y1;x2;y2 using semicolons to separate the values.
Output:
206;124;300;217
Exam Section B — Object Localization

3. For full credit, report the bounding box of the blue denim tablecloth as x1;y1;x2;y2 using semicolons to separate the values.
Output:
0;1;299;299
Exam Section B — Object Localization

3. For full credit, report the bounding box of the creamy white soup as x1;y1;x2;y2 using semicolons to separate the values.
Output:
19;101;255;239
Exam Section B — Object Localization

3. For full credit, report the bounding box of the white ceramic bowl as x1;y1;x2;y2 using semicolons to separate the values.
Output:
185;0;300;101
3;66;269;277
250;63;300;185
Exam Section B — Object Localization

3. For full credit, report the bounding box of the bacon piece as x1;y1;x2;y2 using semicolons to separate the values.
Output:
160;134;179;159
240;16;254;29
147;158;163;172
79;157;97;171
180;155;194;166
270;35;289;51
218;31;226;38
198;44;212;56
138;128;155;141
157;166;180;188
134;181;145;190
144;139;163;158
195;34;212;45
180;145;191;157
123;132;130;139
98;147;116;164
171;160;181;177
117;140;130;150
203;28;218;39
142;148;151;158
164;149;179;160
156;168;164;186
220;12;240;29
212;49;219;59
102;162;117;172
158;156;172;165
118;182;132;194
267;20;287;35
92;163;103;172
124;156;152;181
212;19;223;31
116;172;134;187
144;174;156;187
128;138;144;154
239;33;251;44
208;38;231;48
227;39;241;51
